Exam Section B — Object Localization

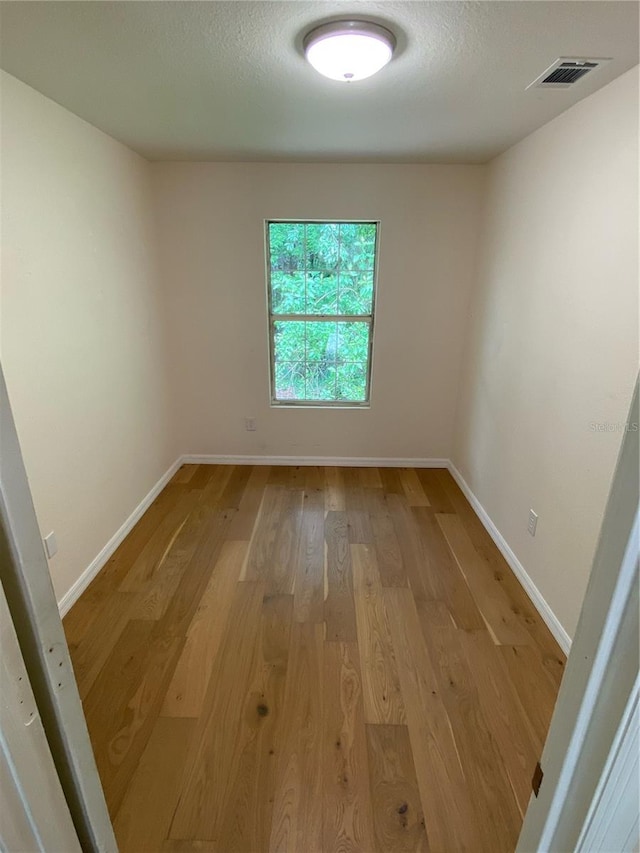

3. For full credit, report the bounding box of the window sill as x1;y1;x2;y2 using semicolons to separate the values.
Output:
270;402;371;410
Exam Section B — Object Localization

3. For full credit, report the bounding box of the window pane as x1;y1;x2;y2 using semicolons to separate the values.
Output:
274;321;305;362
269;222;305;271
306;271;338;314
338;270;374;315
306;223;339;271
271;271;305;314
337;362;367;401
339;223;376;272
306;321;338;362
337;322;370;363
275;362;305;400
306;362;337;400
273;320;370;402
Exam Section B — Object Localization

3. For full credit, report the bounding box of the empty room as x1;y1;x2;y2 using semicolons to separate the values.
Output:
0;2;638;852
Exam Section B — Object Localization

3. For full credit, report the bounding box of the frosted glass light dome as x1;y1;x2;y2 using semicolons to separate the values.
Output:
303;21;396;82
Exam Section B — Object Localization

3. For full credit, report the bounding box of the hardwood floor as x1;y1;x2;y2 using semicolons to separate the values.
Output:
63;465;566;853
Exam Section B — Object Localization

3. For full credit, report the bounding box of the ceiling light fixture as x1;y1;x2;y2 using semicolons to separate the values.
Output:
303;20;396;82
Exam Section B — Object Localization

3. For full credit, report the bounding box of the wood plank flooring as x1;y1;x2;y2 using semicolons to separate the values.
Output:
64;465;566;853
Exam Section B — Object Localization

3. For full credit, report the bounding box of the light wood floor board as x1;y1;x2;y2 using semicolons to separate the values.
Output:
82;620;183;816
436;513;534;646
384;587;479;852
155;508;235;639
245;485;288;583
113;716;196;853
366;724;430;853
269;621;324;853
497;644;561;753
228;465;271;540
118;492;196;593
418;602;522;851
367;488;406;588
359;466;383;490
324;466;346;512
64;464;566;851
169;580;266;841
386;494;432;605
198;464;235;508
351;544;406;725
294;486;325;624
268;488;304;595
412;507;485;631
415;469;455;514
459;629;541;818
324;511;358;643
323;642;376;853
344;467;374;545
68;590;135;700
399;468;431;508
216;593;294;852
131;503;222;622
161;540;248;717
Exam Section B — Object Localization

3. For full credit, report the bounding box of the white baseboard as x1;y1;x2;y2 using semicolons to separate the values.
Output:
57;457;183;617
181;454;449;468
448;462;572;655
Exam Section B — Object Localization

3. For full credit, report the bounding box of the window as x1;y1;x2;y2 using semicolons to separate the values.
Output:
266;221;378;406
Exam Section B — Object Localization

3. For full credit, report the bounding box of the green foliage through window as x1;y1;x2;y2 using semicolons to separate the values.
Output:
267;221;377;404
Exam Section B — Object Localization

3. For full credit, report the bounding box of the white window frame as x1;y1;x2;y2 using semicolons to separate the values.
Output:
265;219;379;408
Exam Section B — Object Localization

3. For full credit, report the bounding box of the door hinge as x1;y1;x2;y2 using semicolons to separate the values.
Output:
532;761;544;797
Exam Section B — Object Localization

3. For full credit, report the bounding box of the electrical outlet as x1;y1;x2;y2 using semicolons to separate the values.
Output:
43;531;58;559
528;510;538;537
244;417;257;432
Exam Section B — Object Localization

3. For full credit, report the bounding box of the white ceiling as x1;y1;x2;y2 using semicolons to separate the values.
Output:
0;1;637;163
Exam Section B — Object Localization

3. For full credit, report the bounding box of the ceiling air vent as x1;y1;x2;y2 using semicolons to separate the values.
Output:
527;57;610;90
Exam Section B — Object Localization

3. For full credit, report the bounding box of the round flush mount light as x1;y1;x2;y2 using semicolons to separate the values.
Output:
303;20;396;82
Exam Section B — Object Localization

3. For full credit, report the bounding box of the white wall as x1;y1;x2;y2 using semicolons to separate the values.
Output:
152;162;485;460
0;72;176;603
453;68;639;640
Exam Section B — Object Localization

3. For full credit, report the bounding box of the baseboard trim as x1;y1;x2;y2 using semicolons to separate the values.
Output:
57;457;183;617
448;462;572;655
181;454;449;468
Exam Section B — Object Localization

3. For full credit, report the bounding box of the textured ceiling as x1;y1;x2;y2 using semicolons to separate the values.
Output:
0;1;637;163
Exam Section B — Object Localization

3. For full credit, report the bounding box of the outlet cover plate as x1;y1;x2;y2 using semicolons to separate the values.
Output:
44;531;58;559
